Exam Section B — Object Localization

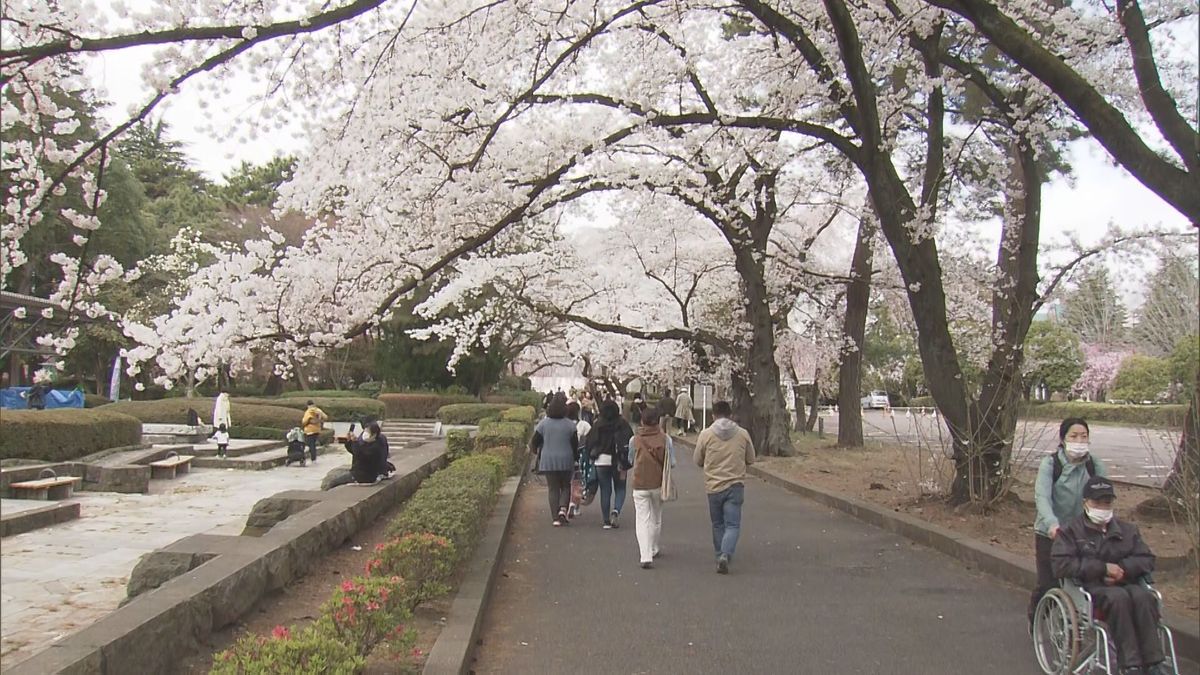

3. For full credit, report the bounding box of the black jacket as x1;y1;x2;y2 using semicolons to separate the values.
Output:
344;436;387;483
1051;514;1156;584
585;416;633;466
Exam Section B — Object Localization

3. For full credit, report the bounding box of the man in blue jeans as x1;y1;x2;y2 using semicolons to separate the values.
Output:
693;400;756;574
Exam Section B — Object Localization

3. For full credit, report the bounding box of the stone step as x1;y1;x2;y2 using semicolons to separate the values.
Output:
191;444;335;471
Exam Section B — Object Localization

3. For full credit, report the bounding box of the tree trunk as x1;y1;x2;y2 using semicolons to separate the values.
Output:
838;216;874;447
806;377;819;432
262;372;285;396
1163;366;1199;499
292;357;311;391
949;141;1043;503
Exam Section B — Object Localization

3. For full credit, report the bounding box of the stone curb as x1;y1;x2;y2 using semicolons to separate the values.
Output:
422;474;523;675
0;501;80;537
747;463;1200;663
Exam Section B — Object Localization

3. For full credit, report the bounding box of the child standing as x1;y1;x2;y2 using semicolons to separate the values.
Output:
212;424;230;459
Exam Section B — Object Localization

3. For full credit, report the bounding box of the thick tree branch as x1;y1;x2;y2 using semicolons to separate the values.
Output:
923;0;1200;223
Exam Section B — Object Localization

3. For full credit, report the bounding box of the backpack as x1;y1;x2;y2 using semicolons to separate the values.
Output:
1051;452;1095;484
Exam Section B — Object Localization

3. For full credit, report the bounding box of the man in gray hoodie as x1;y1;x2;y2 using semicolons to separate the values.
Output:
693;400;756;574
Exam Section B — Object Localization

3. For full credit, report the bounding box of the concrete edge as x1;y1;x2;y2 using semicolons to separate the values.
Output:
421;474;523;675
0;501;81;537
746;463;1200;663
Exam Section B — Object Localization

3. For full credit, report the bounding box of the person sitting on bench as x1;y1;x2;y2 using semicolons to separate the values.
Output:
1051;477;1166;675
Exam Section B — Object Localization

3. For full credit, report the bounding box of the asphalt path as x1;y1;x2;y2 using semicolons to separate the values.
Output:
472;448;1046;674
819;410;1180;487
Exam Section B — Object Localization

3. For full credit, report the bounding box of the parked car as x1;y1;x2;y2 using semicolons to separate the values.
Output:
860;390;889;409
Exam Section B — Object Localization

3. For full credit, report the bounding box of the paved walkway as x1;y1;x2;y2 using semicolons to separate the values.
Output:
0;465;325;668
474;443;1044;674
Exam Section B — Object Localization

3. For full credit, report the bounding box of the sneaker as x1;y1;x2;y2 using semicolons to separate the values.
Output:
553;518;564;527
610;510;620;528
652;550;661;559
716;554;730;574
1145;664;1170;675
557;509;569;524
602;523;613;530
640;561;652;569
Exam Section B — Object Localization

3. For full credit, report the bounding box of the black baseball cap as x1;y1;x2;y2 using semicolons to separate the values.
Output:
1083;476;1116;500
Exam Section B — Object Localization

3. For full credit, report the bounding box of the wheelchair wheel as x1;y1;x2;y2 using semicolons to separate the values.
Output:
1034;588;1081;675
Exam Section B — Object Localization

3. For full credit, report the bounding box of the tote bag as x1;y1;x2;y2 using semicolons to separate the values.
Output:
661;452;678;502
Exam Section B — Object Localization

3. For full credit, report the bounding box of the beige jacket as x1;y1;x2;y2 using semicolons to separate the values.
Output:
693;418;755;494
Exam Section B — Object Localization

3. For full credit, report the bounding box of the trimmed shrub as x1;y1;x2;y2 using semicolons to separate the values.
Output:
356;381;383;398
909;396;935;408
446;429;472;462
484;391;543;410
1020;401;1187;428
499;405;536;426
211;624;364;674
84;393;111;408
476;421;529;474
378;393;476;419
437;403;514;425
317;575;415;659
0;408;142;462
236;397;386;422
281;389;377;399
365;533;455;605
103;399;301;430
387;454;507;557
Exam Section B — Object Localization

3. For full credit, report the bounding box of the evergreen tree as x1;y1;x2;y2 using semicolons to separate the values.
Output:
1059;265;1128;347
1132;251;1200;357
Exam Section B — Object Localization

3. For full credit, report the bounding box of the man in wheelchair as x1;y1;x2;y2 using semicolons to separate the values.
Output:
1051;477;1167;675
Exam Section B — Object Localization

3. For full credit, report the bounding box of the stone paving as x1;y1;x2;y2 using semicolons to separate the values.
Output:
0;464;329;669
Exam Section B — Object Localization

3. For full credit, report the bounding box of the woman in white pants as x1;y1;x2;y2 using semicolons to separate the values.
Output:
630;409;673;568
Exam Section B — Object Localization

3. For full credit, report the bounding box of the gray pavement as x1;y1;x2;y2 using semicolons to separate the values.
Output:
473;450;1045;674
820;410;1180;487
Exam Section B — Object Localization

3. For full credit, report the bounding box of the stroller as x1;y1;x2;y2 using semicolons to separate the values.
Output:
568;449;599;519
284;427;307;466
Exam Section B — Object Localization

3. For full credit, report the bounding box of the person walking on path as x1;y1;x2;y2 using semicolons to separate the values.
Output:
301;400;328;464
1029;417;1108;628
630;409;674;568
694;400;756;574
585;399;634;529
628;392;647;426
658;389;674;436
531;398;579;526
674;388;694;435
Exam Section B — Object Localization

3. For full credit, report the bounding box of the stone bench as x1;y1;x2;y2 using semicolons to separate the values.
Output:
9;476;82;500
149;455;194;480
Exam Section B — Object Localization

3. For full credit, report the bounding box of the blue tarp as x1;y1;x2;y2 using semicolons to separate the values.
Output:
0;387;85;409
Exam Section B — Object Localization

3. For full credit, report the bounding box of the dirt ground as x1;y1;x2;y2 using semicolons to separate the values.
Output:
176;495;452;675
758;435;1200;617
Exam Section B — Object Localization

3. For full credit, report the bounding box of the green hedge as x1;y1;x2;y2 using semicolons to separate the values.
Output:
235;397;386;422
378;393;477;419
387;454;507;559
446;429;473;462
84;393;112;408
499;405;536;426
0;409;142;462
280;389;377;399
1020;401;1188;427
909;396;935;408
103;399;301;430
484;391;543;410
437;403;514;425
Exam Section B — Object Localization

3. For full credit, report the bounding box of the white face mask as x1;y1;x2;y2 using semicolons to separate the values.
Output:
1064;442;1090;461
1085;505;1113;525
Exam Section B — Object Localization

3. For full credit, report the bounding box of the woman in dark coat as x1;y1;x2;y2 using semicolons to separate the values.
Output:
586;399;634;529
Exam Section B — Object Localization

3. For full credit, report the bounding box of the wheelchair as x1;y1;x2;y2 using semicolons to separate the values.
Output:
1033;577;1180;674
